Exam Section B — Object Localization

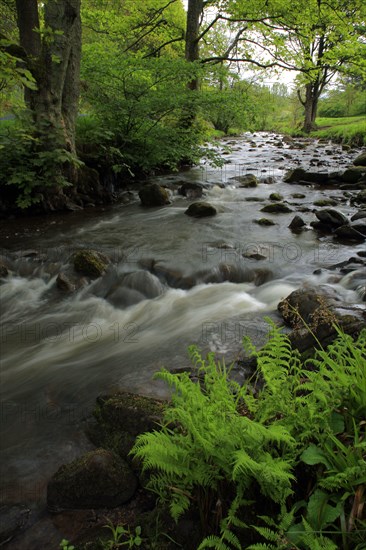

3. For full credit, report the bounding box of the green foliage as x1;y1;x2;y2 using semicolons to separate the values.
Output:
102;521;143;549
318;86;366;118
312;116;366;146
60;540;75;550
132;324;366;550
0;115;83;208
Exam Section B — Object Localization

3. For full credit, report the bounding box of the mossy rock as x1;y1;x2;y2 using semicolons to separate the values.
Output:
233;173;259;187
313;198;337;207
47;449;138;511
291;193;306;199
185;202;217;217
269;192;283;201
73;249;110;278
353;151;366;166
95;392;165;436
254;218;276;226
261;203;292;214
342;166;366;183
139;183;171;207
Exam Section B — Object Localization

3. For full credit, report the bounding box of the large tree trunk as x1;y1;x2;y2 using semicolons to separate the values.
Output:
298;82;320;133
185;0;204;91
16;0;81;156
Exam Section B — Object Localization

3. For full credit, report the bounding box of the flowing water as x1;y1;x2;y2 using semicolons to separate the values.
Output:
0;132;365;513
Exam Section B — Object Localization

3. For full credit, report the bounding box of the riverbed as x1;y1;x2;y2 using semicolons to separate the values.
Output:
0;132;365;530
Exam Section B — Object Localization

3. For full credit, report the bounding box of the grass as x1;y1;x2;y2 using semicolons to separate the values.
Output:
312;115;366;145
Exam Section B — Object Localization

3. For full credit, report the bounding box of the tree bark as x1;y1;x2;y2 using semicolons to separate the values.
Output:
15;0;81;156
185;0;204;91
302;82;319;133
15;0;41;58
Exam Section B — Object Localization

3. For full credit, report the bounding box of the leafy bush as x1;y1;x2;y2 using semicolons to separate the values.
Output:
131;324;366;550
0;114;82;208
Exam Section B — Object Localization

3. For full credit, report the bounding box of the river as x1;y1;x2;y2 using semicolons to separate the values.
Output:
0;132;364;523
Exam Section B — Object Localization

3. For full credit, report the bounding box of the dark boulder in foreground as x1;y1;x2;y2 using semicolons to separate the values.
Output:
139;183;171;207
185;202;217;217
0;505;30;545
47;449;138;511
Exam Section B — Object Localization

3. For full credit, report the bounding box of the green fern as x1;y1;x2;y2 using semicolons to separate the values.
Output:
131;325;366;550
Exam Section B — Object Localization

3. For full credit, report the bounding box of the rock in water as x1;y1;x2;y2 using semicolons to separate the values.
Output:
315;208;348;228
278;286;366;356
73;249;110;278
289;215;306;231
185;202;217;217
353;151;366;166
261;203;292;214
138;183;171;207
47;449;138;511
178;182;204;199
230;174;258;187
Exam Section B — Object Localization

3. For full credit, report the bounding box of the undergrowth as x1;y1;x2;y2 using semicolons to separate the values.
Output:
131;323;366;550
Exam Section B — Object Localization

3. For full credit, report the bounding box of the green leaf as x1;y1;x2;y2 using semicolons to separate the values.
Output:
306;490;342;530
301;445;330;468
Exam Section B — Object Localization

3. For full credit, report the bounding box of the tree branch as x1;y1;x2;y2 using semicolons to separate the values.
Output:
143;33;185;57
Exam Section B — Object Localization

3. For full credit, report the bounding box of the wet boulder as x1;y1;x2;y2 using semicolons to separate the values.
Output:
284;168;329;185
73;249;110;278
231;173;259;188
0;505;30;545
56;272;76;292
315;208;348;228
47;449;138;511
107;287;145;308
333;224;366;242
278;286;366;356
122;271;164;299
351;190;366;205
88;392;165;460
178;182;204;199
289;215;306;231
269;192;283;201
261;203;292;214
353;151;366;166
185;202;217;217
342;166;366;184
254;218;276;226
313;198;337;207
139;183;171;207
351;210;366;221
